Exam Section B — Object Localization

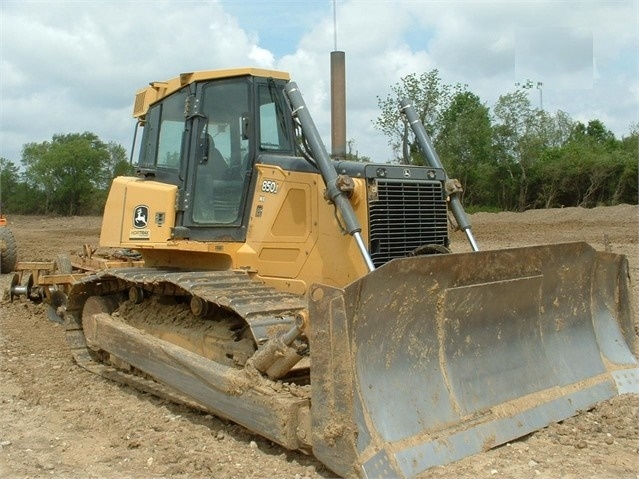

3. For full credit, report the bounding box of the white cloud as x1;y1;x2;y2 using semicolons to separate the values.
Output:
0;0;637;166
515;26;594;89
248;45;275;68
0;0;283;160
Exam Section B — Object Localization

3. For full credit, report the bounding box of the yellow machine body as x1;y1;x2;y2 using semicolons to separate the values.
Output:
100;165;370;294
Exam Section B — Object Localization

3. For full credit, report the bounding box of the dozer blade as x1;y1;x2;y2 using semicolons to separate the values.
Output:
308;242;638;479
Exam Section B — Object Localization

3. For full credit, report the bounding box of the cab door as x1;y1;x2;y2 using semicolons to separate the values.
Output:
180;77;252;242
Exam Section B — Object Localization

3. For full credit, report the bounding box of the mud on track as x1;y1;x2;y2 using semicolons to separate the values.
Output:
1;205;637;478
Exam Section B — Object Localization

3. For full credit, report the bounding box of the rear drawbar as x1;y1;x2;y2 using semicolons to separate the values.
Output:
307;242;637;478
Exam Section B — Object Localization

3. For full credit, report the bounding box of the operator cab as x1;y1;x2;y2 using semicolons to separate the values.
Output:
133;69;295;241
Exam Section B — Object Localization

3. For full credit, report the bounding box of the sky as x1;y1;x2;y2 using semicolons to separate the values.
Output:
1;0;637;165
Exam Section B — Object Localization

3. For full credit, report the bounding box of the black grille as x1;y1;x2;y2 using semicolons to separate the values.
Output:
368;180;448;268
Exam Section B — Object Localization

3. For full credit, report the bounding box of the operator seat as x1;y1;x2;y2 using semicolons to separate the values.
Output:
206;135;229;178
193;135;238;223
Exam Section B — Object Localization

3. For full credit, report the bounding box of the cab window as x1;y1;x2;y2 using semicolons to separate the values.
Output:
138;87;188;170
258;84;291;151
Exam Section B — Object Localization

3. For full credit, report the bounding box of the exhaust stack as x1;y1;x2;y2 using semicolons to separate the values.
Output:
330;51;346;158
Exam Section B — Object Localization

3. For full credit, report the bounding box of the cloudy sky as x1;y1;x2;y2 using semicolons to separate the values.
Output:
1;0;637;165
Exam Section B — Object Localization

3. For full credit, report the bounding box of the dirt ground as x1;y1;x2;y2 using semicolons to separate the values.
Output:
1;205;637;479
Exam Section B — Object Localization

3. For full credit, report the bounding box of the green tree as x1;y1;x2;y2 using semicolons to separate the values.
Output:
533;120;634;208
585;119;616;147
557;140;611;207
21;132;111;215
492;89;562;210
88;141;134;209
374;70;465;164
491;90;530;209
526;111;576;208
0;158;20;214
375;72;635;211
105;142;134;186
1;158;46;214
434;91;493;205
533;147;566;208
615;127;639;204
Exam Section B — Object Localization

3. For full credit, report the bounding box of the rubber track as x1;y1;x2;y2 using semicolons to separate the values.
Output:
60;267;309;409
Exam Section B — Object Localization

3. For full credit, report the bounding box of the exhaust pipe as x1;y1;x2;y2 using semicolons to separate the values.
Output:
330;51;346;159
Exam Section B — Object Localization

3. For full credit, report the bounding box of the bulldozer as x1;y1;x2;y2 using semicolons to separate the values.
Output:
10;67;638;478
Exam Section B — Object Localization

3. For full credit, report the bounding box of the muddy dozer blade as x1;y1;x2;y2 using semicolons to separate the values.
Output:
308;242;638;479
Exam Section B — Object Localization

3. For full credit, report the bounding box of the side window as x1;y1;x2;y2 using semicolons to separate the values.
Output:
157;89;188;169
137;88;187;169
258;85;291;151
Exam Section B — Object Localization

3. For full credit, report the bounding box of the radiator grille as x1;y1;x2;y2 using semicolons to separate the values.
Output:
368;180;448;267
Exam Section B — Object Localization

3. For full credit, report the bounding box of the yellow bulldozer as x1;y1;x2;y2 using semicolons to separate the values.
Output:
10;68;638;478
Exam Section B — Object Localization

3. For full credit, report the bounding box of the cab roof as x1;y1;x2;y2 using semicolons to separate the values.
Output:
133;68;290;119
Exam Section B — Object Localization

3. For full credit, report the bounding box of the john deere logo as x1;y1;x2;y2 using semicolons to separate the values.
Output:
133;205;149;229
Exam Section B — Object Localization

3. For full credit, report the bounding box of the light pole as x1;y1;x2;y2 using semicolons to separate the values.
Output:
515;80;544;110
536;81;543;110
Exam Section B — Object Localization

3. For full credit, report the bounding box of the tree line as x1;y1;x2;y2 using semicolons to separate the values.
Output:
375;71;637;211
1;119;372;217
0;133;133;216
1;72;636;217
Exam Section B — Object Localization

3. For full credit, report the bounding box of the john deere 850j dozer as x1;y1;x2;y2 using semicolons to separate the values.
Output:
36;69;637;478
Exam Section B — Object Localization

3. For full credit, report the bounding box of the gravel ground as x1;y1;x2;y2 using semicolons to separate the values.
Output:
1;205;637;478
